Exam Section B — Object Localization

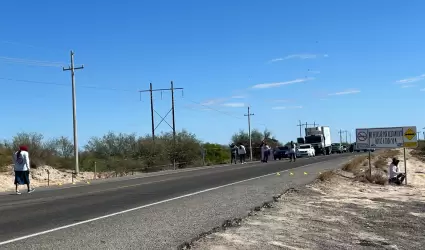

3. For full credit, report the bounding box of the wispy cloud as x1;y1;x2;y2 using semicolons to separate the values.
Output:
269;54;328;63
272;106;303;110
401;84;416;88
396;74;425;84
252;77;314;89
230;95;245;99
200;98;226;106
221;102;245;108
270;99;291;103
420;88;425;92
328;89;361;96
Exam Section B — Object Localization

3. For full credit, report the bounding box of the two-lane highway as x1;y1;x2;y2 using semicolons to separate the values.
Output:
0;153;357;249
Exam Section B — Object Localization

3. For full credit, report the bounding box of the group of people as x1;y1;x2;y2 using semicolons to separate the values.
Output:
230;143;247;164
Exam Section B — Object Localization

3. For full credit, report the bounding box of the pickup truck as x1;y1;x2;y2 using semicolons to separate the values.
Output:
297;144;315;157
331;143;344;154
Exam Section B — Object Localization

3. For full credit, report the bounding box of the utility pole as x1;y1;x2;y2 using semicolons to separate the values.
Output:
338;129;343;143
297;120;303;137
349;132;352;143
171;81;177;169
244;107;254;161
341;130;348;144
63;51;84;175
297;121;317;137
139;82;183;169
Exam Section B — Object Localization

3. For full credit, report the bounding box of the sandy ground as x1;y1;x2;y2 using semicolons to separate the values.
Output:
0;165;126;192
190;149;425;250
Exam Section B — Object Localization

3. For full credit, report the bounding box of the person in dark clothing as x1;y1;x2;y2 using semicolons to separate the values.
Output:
230;144;238;164
289;141;296;162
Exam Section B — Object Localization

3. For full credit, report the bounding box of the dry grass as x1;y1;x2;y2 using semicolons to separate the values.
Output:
356;172;387;185
374;157;388;170
317;170;337;182
342;155;368;172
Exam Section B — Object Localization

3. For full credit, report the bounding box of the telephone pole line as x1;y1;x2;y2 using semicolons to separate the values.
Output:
338;130;348;143
63;50;84;175
139;82;183;169
297;121;318;137
244;107;254;161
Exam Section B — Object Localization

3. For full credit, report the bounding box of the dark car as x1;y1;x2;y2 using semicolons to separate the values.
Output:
274;146;289;160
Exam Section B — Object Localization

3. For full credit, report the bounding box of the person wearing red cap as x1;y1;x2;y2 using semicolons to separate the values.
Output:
12;145;35;194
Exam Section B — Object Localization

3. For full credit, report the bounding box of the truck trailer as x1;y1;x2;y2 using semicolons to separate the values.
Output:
304;126;332;155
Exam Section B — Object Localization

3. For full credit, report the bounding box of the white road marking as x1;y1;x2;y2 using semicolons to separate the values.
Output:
0;157;348;246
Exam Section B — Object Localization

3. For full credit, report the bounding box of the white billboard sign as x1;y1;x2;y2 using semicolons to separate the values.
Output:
356;126;418;149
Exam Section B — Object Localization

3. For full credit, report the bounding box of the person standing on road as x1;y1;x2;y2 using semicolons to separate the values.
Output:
388;158;405;185
12;145;35;194
262;142;271;163
260;140;265;162
289;141;297;162
238;143;246;164
230;144;238;164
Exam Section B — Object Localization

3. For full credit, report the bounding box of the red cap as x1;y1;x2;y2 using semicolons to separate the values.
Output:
19;145;28;151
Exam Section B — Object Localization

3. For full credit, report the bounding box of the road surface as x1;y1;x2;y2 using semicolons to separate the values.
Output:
0;153;358;249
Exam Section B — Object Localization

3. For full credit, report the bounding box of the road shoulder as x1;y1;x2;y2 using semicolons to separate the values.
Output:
189;150;425;250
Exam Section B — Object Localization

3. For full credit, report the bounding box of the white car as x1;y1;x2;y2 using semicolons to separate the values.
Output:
297;144;315;157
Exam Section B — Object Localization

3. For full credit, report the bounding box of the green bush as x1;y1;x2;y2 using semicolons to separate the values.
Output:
1;127;281;174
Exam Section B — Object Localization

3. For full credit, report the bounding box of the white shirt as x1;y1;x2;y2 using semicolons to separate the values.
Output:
388;163;400;179
13;150;31;171
237;145;246;155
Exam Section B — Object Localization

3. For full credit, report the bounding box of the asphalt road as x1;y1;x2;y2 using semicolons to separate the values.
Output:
0;153;358;249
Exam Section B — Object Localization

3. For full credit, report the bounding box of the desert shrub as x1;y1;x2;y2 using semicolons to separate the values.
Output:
318;170;336;182
342;155;368;172
0;127;281;174
356;172;387;185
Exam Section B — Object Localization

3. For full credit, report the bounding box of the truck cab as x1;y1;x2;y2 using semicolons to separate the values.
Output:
304;126;332;155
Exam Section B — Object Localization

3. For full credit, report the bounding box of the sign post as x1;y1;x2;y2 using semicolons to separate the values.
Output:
356;126;418;183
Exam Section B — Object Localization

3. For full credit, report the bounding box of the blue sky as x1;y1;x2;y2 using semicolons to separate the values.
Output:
1;0;424;146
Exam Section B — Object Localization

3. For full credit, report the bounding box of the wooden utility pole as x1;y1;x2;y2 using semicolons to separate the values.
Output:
63;51;84;174
244;107;254;161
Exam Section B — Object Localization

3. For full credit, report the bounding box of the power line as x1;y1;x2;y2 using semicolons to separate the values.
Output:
0;56;65;67
0;77;136;92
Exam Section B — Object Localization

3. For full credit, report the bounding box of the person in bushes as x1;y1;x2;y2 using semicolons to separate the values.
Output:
12;145;35;194
388;157;406;185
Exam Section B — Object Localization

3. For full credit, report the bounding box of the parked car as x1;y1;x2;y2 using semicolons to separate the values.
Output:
331;143;344;153
273;146;289;160
297;144;315;158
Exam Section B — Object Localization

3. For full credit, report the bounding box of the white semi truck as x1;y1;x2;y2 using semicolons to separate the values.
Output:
301;126;332;155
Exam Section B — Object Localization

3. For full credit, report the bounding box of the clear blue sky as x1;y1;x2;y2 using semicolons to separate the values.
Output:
1;0;424;146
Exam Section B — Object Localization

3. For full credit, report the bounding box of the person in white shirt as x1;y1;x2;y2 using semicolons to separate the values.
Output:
388;158;405;185
262;142;271;163
237;143;246;164
12;145;35;194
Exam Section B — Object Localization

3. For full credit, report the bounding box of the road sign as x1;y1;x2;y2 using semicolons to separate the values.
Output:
355;126;418;149
355;128;369;149
403;126;418;148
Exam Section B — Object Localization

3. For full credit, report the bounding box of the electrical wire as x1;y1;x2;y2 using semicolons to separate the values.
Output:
0;56;66;68
0;75;268;127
